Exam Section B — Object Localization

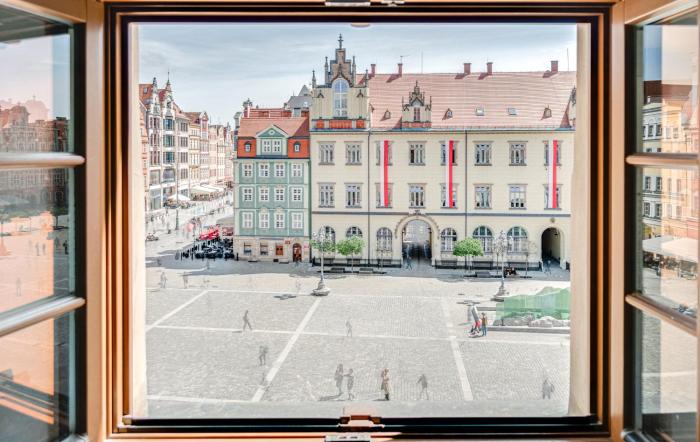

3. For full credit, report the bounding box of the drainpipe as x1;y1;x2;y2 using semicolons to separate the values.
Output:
367;129;371;265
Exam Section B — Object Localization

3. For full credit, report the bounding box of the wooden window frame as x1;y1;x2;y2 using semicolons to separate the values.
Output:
98;1;615;440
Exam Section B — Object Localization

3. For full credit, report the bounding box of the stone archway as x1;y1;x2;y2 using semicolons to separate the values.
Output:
394;214;441;265
541;227;562;265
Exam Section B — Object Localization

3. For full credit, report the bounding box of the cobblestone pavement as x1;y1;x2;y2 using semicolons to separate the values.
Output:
142;228;693;420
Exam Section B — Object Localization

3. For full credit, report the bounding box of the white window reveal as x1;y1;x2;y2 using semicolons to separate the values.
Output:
292;212;303;230
291;163;303;178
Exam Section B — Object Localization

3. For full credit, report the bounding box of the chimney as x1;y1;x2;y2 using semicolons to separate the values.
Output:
370;63;376;78
397;63;403;77
463;63;471;75
486;62;493;75
550;60;559;73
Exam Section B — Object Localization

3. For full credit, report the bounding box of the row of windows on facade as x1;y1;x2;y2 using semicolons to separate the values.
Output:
241;211;304;230
642;123;681;139
642;175;693;194
318;183;561;209
241;186;304;203
241;163;304;178
0;169;67;188
642;201;694;220
148;116;204;134
317;141;561;166
243;139;303;154
317;225;530;254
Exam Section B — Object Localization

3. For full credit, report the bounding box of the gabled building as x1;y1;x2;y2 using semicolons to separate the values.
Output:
309;36;577;269
232;103;310;262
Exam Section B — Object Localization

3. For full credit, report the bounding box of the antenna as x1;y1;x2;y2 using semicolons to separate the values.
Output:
399;54;410;64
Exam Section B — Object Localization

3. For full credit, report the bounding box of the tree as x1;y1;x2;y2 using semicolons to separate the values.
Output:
336;235;364;273
452;238;483;274
311;236;336;272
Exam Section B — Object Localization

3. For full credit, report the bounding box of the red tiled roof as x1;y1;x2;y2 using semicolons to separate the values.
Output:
362;71;576;130
238;117;309;138
139;84;153;104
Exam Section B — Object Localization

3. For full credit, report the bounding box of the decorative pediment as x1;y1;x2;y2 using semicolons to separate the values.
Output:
402;81;432;111
256;124;288;138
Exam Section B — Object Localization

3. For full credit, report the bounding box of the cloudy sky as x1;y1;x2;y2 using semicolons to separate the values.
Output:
137;23;577;123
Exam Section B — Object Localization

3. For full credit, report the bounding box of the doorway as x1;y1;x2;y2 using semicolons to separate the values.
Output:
402;219;432;264
292;243;302;262
541;227;562;265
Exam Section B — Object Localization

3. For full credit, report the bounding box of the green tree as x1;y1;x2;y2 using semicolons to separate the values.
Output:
311;236;336;272
335;235;364;273
452;237;483;273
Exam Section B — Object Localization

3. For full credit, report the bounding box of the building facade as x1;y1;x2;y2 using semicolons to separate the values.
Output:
308;36;576;268
232;105;311;262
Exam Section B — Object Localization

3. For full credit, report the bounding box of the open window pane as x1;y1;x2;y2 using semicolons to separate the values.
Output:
129;21;590;422
633;11;699;154
0;5;73;153
634;167;697;318
0;312;76;442
0;168;76;314
635;311;697;441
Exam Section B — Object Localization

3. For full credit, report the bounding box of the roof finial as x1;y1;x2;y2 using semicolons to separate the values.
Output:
338;33;343;49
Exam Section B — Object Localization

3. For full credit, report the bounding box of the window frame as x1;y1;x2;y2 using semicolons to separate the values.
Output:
106;3;612;439
0;5;88;441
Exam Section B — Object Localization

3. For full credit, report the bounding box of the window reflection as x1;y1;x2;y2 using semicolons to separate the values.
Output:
638;12;698;153
637;168;698;318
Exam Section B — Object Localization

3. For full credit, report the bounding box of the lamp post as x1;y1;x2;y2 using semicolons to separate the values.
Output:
492;230;510;301
311;228;331;296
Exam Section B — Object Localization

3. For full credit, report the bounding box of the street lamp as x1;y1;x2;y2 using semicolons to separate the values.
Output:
311;228;331;296
492;230;510;301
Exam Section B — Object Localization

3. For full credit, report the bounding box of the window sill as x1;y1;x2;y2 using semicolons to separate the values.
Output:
474;163;492;166
409;163;426;166
509;207;527;210
474;206;492;210
318;163;335;166
509;163;527;166
345;163;362;166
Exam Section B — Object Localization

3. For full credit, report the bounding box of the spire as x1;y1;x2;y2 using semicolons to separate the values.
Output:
338;33;343;49
312;70;317;88
165;68;172;91
352;55;356;78
324;56;329;84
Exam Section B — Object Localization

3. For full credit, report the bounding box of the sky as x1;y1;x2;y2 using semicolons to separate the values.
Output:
137;23;577;124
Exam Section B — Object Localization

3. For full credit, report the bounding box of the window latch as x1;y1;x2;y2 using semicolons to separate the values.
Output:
326;433;372;442
338;414;383;430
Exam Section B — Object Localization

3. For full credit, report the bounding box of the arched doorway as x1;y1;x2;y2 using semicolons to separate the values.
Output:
292;243;302;262
541;227;562;265
402;219;432;264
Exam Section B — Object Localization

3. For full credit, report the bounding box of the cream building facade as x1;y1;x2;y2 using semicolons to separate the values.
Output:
309;37;576;269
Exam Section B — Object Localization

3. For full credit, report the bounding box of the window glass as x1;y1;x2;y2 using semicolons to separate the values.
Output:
637;312;697;441
0;312;76;442
133;21;585;423
635;167;697;317
635;11;698;153
0;7;72;153
0;168;76;314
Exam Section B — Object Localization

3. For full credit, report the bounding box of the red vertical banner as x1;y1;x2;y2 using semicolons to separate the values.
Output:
445;140;454;207
383;140;389;207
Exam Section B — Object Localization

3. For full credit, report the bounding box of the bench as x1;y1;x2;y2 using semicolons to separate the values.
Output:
329;267;346;273
476;270;492;278
358;267;373;274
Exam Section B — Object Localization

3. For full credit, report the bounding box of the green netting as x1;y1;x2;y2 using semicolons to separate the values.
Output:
496;286;571;320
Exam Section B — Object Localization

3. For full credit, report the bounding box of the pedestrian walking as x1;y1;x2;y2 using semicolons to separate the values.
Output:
542;377;555;399
242;310;253;331
334;364;345;396
258;345;269;366
42;243;46;255
417;373;429;400
159;271;167;289
545;258;551;274
380;368;391;401
16;277;21;297
345;368;355;400
345;319;353;337
182;273;188;288
481;312;488;337
63;240;68;254
406;255;413;269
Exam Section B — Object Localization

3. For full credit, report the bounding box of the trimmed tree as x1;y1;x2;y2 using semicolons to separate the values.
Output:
336;235;365;273
311;236;336;272
452;238;484;274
